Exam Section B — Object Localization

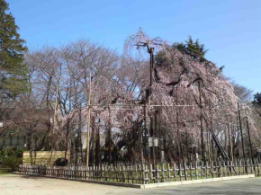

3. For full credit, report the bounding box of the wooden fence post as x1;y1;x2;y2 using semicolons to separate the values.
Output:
179;163;182;181
184;161;187;180
173;163;176;181
195;161;198;180
167;163;170;181
189;162;193;180
161;164;165;182
149;164;153;183
205;161;208;179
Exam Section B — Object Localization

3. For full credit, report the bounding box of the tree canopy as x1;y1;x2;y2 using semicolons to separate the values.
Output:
253;92;261;106
0;0;28;99
173;36;207;61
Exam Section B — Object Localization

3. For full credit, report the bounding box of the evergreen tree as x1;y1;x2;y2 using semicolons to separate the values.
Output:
0;0;28;99
186;36;207;59
253;92;261;106
173;36;207;61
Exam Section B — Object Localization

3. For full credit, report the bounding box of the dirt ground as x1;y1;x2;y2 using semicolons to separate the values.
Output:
1;174;261;195
0;174;138;195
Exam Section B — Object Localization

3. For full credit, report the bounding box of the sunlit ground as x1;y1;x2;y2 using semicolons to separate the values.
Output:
0;174;261;195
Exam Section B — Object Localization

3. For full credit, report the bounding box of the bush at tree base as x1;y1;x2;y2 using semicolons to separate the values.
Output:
0;148;23;171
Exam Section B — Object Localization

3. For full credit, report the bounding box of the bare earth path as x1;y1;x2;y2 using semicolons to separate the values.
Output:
1;174;261;195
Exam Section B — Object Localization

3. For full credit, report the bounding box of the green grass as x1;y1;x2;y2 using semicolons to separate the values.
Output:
0;168;12;175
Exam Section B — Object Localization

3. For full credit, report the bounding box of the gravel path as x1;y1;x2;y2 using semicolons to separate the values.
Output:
1;174;261;195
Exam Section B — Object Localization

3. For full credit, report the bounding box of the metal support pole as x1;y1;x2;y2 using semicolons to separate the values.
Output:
198;81;206;164
86;72;92;167
238;103;247;173
245;117;255;170
148;46;155;167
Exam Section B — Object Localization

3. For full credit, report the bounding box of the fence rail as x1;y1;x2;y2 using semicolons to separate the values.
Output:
18;160;261;184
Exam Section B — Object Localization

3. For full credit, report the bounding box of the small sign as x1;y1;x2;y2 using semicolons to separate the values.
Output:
154;138;159;147
0;122;3;128
148;137;153;147
195;153;199;160
148;137;159;147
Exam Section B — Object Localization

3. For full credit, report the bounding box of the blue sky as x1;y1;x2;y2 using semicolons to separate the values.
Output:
7;0;261;93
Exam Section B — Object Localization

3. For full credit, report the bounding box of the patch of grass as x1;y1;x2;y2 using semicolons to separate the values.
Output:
0;168;12;175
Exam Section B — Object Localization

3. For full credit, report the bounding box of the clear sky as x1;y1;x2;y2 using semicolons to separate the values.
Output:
7;0;261;94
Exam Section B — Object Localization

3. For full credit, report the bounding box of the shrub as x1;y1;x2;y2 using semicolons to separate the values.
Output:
0;148;23;171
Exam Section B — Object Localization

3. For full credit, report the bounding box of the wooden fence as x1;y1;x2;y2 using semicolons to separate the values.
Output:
18;160;261;184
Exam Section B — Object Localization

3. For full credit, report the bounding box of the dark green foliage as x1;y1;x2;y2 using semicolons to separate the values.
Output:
173;36;207;61
0;147;23;171
155;37;208;67
253;92;261;106
0;0;28;99
155;50;171;67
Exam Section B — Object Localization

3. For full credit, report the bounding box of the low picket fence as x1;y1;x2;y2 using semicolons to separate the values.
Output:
18;160;261;184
